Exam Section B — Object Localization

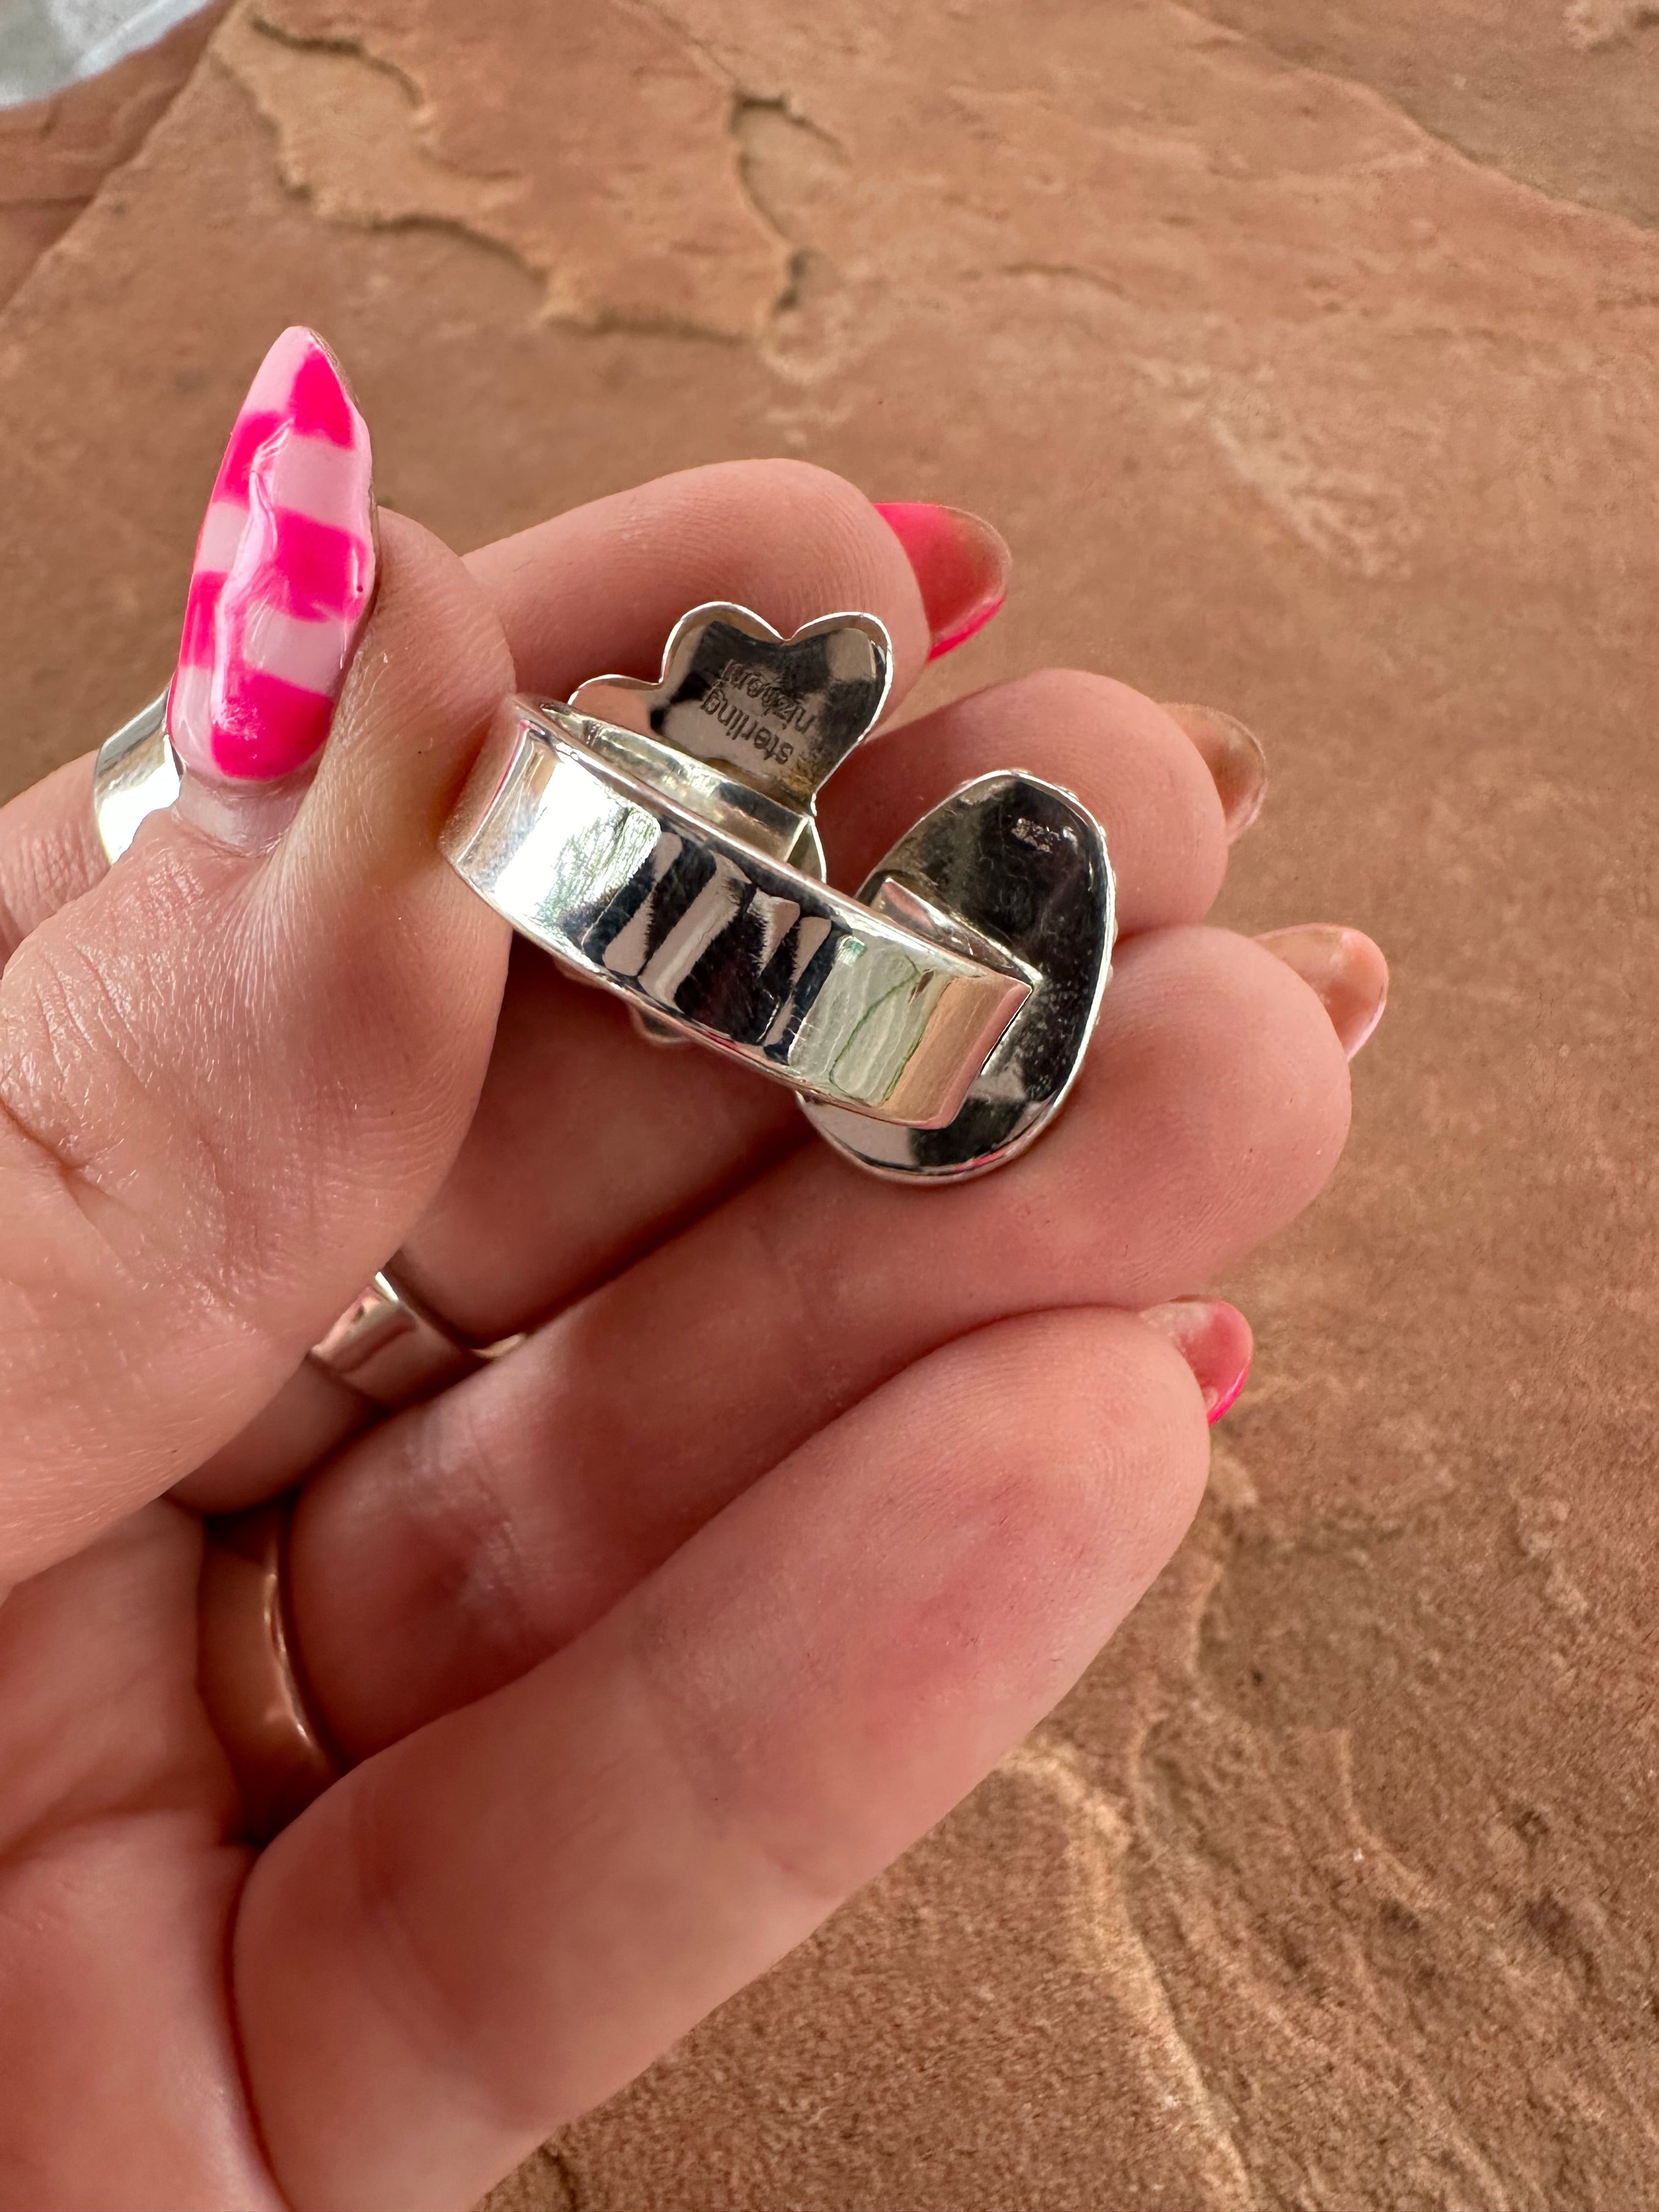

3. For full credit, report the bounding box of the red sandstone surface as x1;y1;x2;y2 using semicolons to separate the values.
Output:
1;4;1655;2202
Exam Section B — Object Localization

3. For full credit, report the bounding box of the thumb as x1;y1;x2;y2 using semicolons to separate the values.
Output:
1;368;511;1582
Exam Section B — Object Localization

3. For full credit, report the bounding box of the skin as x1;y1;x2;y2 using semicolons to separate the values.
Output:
0;462;1354;2212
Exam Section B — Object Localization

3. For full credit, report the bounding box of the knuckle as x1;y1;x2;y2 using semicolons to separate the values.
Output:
0;853;255;1293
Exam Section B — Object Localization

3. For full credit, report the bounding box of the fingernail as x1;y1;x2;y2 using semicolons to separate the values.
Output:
873;501;1011;661
167;326;377;789
1160;703;1268;842
1257;924;1390;1058
1140;1298;1254;1424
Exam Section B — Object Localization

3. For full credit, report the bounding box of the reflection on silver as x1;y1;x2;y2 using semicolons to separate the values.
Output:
308;1265;519;1410
443;602;1116;1175
802;773;1115;1180
91;690;179;863
443;695;1031;1128
572;600;893;816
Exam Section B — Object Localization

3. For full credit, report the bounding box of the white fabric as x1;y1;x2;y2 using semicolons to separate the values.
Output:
0;0;211;107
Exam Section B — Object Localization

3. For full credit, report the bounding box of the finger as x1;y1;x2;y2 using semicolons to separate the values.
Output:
238;1306;1210;2212
1139;1295;1255;1424
393;666;1235;1353
179;465;959;1510
0;463;934;958
291;920;1354;1756
0;753;108;967
872;500;1010;659
0;1502;269;2207
172;1359;372;1516
1159;703;1268;844
1257;923;1391;1058
0;509;512;1583
821;668;1228;934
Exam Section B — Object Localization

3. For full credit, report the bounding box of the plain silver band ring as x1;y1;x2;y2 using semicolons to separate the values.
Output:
441;695;1035;1130
307;1264;521;1411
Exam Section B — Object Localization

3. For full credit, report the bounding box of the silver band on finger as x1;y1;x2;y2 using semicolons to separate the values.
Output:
308;1264;520;1411
92;691;179;863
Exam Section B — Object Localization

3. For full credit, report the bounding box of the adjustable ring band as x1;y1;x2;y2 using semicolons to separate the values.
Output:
197;1497;340;1843
440;600;1114;1181
442;693;1036;1130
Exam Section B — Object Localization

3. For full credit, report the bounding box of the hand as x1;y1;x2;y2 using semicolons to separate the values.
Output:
0;448;1373;2209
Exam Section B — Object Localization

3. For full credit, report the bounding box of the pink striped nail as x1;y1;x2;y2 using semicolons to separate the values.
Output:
167;327;376;783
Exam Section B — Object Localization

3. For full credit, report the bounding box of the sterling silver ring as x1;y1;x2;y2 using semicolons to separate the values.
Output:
442;602;1116;1181
307;1265;521;1408
92;690;178;861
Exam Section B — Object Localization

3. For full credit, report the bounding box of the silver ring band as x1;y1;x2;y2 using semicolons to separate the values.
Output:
93;691;178;863
442;693;1035;1131
306;1264;512;1409
439;600;1113;1182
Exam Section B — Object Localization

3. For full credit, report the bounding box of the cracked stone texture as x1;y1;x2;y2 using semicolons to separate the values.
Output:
1187;0;1659;232
0;2;225;308
1;1;1656;2205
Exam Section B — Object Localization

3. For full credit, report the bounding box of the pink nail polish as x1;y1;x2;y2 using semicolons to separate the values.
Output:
1139;1299;1254;1424
167;327;376;783
873;501;1011;661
